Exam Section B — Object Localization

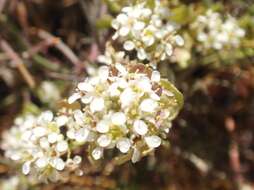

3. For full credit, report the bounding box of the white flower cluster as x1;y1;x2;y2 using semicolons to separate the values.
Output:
1;111;82;181
193;10;245;50
111;1;184;64
66;62;183;162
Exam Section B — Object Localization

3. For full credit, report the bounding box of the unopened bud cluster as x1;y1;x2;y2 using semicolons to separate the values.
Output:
111;0;184;64
192;10;245;50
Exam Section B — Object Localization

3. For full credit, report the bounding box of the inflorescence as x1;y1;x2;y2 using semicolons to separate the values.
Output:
111;1;184;64
192;10;245;50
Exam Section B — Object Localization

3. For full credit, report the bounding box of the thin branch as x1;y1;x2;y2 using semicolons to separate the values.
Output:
36;29;86;69
22;39;55;59
0;39;36;89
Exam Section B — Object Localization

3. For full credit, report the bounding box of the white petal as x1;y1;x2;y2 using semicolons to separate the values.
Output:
22;162;31;175
165;43;173;56
39;111;53;123
151;71;161;82
36;157;48;168
73;110;84;125
81;94;93;104
145;135;161;148
123;41;135;51
97;135;112;147
73;155;82;165
115;63;128;76
137;77;152;92
68;93;81;104
75;128;90;143
98;66;109;82
92;147;103;160
111;112;126;126
90;97;105;113
116;13;128;24
142;35;155;47
108;83;120;97
131;148;141;163
175;35;184;46
120;88;135;107
56;115;68;127
40;137;50;149
53;158;65;171
32;127;46;138
96;120;110;133
133;21;145;31
119;26;130;36
133;120;148;135
56;141;68;152
48;132;58;144
137;48;147;60
140;99;158;113
67;129;75;139
116;138;131;153
111;19;120;29
78;82;94;92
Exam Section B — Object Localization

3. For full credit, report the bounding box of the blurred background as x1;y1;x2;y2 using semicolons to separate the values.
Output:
0;0;254;189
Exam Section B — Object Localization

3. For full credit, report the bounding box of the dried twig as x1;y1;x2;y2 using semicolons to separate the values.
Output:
22;39;55;59
36;29;85;69
0;39;36;88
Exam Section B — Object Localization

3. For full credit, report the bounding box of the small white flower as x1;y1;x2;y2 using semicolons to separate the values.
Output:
145;135;161;148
